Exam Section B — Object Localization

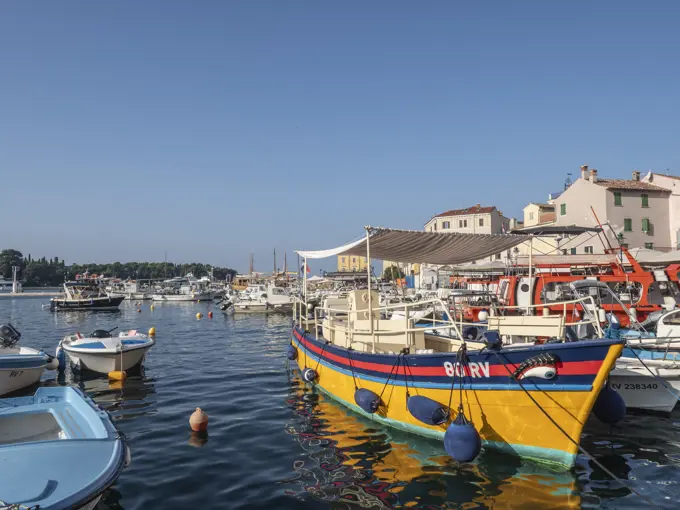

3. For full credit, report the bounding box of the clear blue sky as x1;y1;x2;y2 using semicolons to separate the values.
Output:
2;1;679;273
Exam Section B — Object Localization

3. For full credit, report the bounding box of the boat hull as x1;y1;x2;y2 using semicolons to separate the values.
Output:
0;349;48;396
64;346;151;374
151;293;213;302
50;296;125;312
230;302;293;314
610;355;680;412
291;327;623;468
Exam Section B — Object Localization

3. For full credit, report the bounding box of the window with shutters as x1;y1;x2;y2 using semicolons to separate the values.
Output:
624;218;632;232
570;248;577;255
614;192;622;206
645;243;654;249
442;221;450;229
560;203;566;216
479;218;484;227
642;218;650;233
641;194;649;208
584;246;593;254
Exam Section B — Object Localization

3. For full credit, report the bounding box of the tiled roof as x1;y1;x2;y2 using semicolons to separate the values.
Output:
594;179;670;192
433;206;497;218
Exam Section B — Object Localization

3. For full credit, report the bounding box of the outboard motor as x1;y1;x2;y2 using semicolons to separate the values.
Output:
0;324;21;348
91;329;113;339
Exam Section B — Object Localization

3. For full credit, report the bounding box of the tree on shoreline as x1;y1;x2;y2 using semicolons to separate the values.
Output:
0;249;237;286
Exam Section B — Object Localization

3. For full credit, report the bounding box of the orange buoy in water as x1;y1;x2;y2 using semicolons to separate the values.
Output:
189;407;209;432
109;370;127;381
208;311;213;319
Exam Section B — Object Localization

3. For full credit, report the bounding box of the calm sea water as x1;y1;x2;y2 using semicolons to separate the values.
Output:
2;296;680;509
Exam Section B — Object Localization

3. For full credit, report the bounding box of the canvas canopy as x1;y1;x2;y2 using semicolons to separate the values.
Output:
296;227;527;265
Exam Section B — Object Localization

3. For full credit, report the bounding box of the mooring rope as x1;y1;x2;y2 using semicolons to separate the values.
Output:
491;350;660;508
313;340;331;374
347;347;359;390
378;353;403;399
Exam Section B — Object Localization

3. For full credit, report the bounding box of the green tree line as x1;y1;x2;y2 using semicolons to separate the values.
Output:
0;249;237;287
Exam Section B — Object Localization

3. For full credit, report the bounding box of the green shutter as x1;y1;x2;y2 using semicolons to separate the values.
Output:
624;218;632;232
614;192;622;206
645;242;654;249
560;203;566;216
642;218;650;232
641;194;649;208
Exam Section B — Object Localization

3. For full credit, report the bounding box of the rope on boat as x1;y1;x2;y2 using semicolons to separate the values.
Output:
347;347;359;390
491;350;660;508
312;340;331;374
401;350;420;397
447;343;469;415
625;346;680;404
378;352;403;399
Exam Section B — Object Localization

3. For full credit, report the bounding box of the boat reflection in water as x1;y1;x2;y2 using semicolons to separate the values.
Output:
283;371;582;509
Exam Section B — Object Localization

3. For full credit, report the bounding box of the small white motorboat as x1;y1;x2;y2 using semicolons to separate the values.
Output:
57;327;155;374
0;324;57;396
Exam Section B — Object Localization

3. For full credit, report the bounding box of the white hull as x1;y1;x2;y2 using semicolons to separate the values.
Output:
65;347;150;374
0;365;45;396
151;293;213;302
230;302;293;314
610;358;680;412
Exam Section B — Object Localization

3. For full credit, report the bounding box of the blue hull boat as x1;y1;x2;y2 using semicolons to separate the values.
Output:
0;387;129;510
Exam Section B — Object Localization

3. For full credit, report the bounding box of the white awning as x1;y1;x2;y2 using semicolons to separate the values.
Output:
296;227;527;265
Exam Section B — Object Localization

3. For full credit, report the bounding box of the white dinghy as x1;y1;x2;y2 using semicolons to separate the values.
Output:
57;327;155;374
0;324;57;396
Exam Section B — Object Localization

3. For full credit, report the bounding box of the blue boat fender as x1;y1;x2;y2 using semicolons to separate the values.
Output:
287;344;298;360
302;367;317;383
354;388;382;414
593;382;626;424
55;346;66;372
444;413;482;463
407;395;449;425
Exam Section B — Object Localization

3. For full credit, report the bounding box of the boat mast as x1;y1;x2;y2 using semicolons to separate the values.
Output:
273;248;277;275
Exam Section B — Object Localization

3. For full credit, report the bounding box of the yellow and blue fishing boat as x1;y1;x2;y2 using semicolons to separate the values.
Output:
289;227;625;468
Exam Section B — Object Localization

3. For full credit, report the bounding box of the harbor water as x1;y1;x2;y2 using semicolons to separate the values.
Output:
2;297;680;509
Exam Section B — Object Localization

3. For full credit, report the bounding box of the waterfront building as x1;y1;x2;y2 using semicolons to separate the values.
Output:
552;166;671;253
337;255;368;272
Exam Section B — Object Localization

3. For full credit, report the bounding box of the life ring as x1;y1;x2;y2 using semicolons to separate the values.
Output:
362;310;370;319
361;292;369;303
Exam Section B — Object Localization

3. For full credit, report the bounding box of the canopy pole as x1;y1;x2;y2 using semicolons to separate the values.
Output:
303;256;308;311
528;235;534;315
366;228;373;338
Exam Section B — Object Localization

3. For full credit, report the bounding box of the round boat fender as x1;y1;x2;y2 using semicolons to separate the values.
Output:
45;354;59;371
354;388;382;414
407;395;449;425
593;382;626;424
287;345;298;360
444;413;482;463
302;367;317;383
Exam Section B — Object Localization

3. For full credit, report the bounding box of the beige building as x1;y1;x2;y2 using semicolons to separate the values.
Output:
551;166;672;253
424;204;511;235
337;255;368;272
642;172;680;249
523;203;555;227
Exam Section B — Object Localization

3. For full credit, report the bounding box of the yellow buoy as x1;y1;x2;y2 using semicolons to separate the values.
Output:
150;304;155;311
197;300;201;303
108;370;127;381
196;313;202;319
148;327;156;336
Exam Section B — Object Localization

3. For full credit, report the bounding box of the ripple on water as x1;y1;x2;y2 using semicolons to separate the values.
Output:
2;298;680;508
